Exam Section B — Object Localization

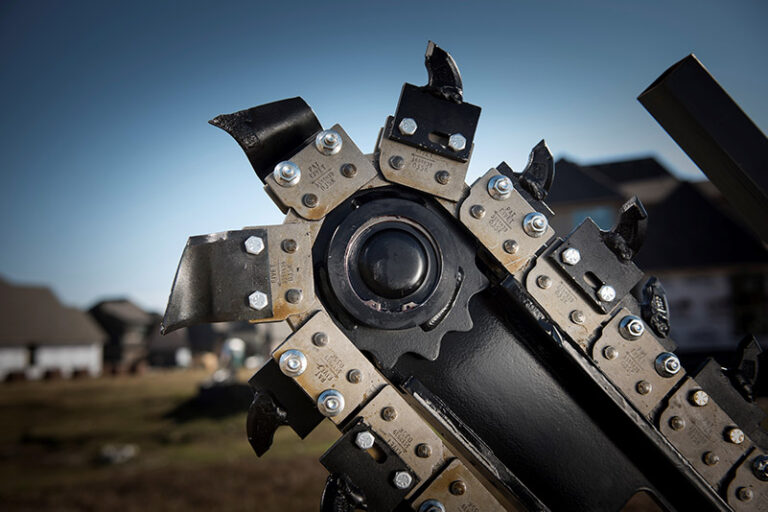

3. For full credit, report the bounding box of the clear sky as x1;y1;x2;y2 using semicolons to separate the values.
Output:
1;0;766;312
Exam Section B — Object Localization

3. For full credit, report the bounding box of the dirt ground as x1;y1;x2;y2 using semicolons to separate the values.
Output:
0;370;337;511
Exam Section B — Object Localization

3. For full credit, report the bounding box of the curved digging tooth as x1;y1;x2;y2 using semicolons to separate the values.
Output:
424;40;463;103
602;196;648;261
161;224;314;334
519;139;555;201
209;97;322;184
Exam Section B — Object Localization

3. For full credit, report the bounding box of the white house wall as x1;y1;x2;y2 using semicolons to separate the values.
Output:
0;343;102;380
0;347;28;380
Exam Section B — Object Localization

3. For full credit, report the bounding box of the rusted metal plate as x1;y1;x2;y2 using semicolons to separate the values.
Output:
459;168;554;274
726;449;768;511
526;256;608;351
659;377;752;487
271;310;385;426
378;135;470;202
265;124;377;220
358;385;450;482
412;458;508;512
592;307;684;417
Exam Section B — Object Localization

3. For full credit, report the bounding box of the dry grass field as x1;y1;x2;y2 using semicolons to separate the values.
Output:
0;370;337;511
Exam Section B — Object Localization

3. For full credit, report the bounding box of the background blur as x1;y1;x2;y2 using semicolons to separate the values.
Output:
1;1;767;510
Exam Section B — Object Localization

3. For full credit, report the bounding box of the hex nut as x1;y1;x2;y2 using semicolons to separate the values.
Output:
355;431;375;450
248;291;269;311
448;133;466;151
244;236;265;255
523;212;548;237
279;349;307;377
392;471;413;490
398;117;418;136
655;352;681;378
597;285;616;303
315;129;342;155
619;315;645;340
418;500;446;512
561;248;581;265
487;175;513;200
273;161;301;187
317;389;345;417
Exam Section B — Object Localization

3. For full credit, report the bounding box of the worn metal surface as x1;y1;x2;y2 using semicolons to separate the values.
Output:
265;124;377;220
592;307;684;417
525;254;608;350
659;377;752;487
358;385;449;482
271;310;386;425
378;123;471;202
412;458;508;512
726;450;768;511
459;168;554;274
162;223;314;333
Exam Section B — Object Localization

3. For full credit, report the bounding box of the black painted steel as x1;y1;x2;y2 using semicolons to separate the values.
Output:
639;54;768;244
162;228;273;334
393;287;727;512
316;187;488;367
210;97;322;183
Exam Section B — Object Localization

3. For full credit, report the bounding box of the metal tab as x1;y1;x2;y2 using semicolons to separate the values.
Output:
271;310;386;425
526;256;608;350
592;307;684;417
725;449;768;511
413;458;507;512
162;223;314;333
265;124;377;220
358;385;449;482
378;124;471;202
459;168;554;274
659;377;752;487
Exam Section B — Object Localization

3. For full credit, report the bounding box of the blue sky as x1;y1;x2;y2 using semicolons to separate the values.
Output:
1;0;766;312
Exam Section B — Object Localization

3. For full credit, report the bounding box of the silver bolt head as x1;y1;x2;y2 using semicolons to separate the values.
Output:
523;212;548;238
752;455;768;480
278;349;307;377
655;352;681;378
727;427;745;445
448;133;467;152
244;236;265;255
561;247;581;266
487;175;513;200
273;161;301;187
570;310;586;325
355;431;375;450
398;117;418;136
317;389;345;417
248;291;269;311
418;500;446;512
603;346;619;360
597;285;616;303
392;471;413;490
315;129;342;156
691;389;710;407
619;315;645;340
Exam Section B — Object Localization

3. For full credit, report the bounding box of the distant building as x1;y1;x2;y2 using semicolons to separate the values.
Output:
0;277;105;380
89;299;153;373
547;157;768;354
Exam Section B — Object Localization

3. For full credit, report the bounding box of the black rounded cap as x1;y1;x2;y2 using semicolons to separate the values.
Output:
357;229;428;299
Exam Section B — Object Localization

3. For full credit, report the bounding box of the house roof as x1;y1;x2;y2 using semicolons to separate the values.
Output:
0;278;106;346
635;183;768;270
546;159;624;204
90;299;153;325
584;157;673;184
